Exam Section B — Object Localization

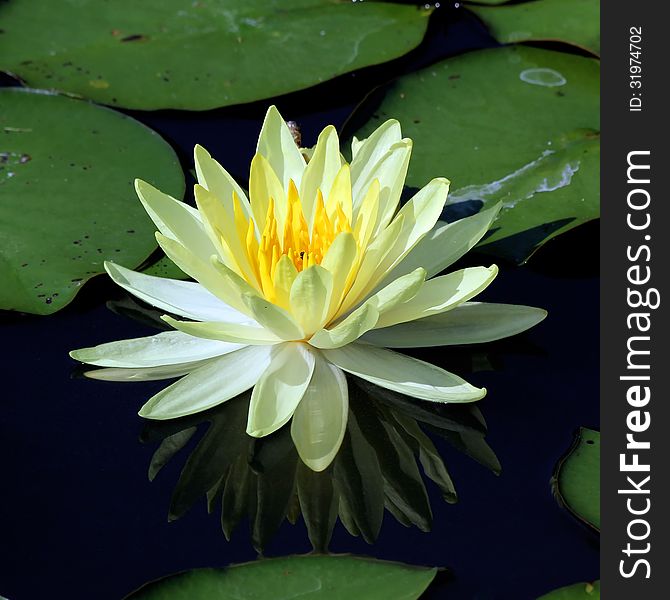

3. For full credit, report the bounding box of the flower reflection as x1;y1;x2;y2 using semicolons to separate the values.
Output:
141;376;499;553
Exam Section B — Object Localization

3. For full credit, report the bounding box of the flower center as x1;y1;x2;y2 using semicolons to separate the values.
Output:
228;179;352;302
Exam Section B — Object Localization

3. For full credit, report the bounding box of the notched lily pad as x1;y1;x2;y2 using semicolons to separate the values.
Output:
552;427;600;531
0;88;184;315
347;46;599;263
470;0;600;56
0;0;431;110
538;580;600;599
124;555;438;600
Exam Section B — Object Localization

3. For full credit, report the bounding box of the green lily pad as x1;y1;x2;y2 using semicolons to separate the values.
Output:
347;46;599;263
470;0;600;56
553;427;600;531
0;1;431;111
538;580;600;599
465;0;511;5
125;555;437;599
0;88;184;315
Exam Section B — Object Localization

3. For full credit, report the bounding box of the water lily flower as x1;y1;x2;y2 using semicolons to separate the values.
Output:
70;106;546;472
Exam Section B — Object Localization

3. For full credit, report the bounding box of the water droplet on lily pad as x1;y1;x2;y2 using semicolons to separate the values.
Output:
519;68;566;87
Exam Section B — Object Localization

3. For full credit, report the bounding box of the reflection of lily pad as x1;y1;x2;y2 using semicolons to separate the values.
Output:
553;427;600;531
347;46;599;263
538;580;600;599
0;1;431;110
470;0;600;55
0;88;184;315
125;555;437;600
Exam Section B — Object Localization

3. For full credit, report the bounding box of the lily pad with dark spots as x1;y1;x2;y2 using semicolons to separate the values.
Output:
0;88;184;315
0;0;432;110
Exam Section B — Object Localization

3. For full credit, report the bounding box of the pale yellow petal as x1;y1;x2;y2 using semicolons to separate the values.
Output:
381;203;502;284
352;179;380;252
291;355;348;471
365;177;450;291
249;153;286;234
368;140;413;236
338;214;405;315
375;265;499;329
135;179;216;263
300;125;342;227
243;293;305;341
362;302;547;348
273;254;299;310
350;119;402;208
193;184;259;286
247;342;315;437
325;163;352;224
156;233;250;315
309;267;425;349
289;265;333;335
308;303;379;350
163;315;281;345
320;232;358;321
257;105;306;191
194;144;253;221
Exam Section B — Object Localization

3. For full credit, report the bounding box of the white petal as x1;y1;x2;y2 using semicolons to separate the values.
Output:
70;330;242;368
155;233;251;315
375;265;498;329
322;343;486;403
362;302;548;347
139;346;273;419
291;355;348;472
247;343;316;437
84;359;212;382
350;135;364;160
257;105;306;190
104;261;249;323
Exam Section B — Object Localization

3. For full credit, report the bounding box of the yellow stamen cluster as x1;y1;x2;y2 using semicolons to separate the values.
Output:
227;180;352;300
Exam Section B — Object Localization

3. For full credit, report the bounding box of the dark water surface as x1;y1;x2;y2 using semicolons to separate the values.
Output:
1;6;599;599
